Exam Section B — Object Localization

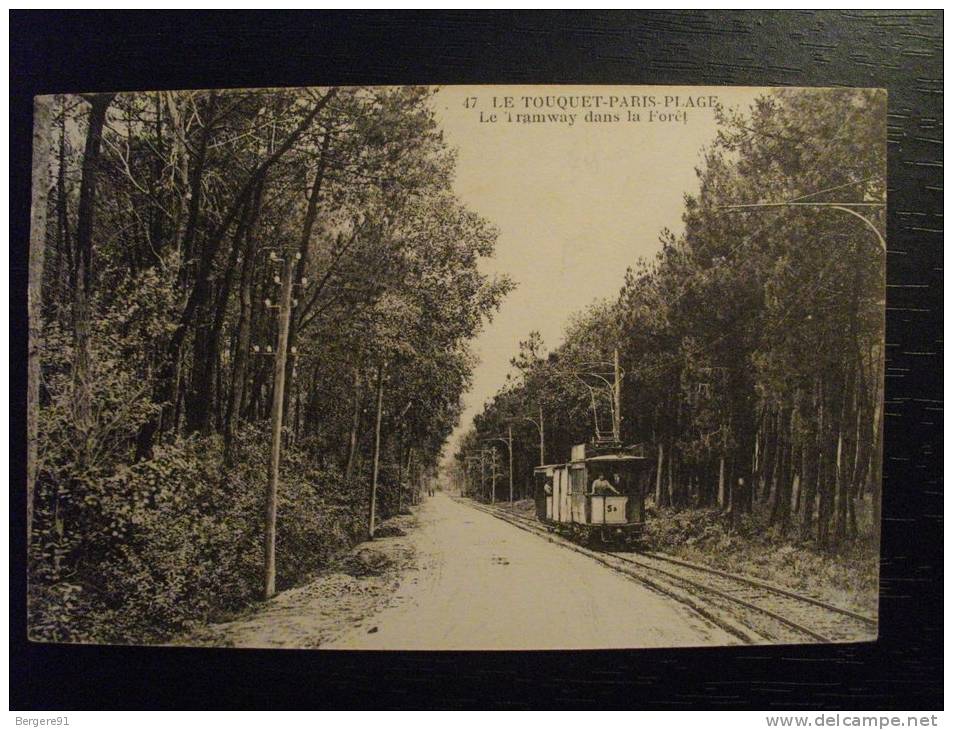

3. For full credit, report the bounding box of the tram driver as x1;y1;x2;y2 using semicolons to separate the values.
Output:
591;472;620;496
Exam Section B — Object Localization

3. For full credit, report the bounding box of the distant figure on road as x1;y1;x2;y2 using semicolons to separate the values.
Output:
591;473;619;496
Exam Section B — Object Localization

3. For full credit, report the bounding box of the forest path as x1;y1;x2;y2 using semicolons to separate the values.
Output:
184;492;737;650
325;493;737;650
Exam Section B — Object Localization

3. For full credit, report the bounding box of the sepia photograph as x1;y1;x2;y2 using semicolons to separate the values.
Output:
25;83;887;652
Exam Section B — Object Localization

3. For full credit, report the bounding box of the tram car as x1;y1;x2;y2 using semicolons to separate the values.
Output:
533;442;650;548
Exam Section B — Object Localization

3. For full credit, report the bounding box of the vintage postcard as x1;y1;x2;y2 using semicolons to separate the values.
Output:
26;84;885;650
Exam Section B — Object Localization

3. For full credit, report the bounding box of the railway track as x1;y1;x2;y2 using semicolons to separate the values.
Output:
461;498;877;645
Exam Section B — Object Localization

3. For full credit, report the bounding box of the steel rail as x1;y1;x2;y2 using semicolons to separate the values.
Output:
470;500;875;644
606;552;833;643
634;549;877;629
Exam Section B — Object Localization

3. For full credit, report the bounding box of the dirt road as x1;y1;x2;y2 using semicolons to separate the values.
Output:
326;493;737;650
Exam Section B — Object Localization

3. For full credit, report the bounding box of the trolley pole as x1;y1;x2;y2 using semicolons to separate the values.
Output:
264;255;296;600
613;347;622;443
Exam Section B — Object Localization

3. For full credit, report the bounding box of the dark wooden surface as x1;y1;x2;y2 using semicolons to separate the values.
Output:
10;10;943;710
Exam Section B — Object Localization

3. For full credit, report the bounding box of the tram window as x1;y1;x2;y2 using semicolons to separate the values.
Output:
570;467;587;494
616;467;639;495
533;472;543;496
534;471;553;496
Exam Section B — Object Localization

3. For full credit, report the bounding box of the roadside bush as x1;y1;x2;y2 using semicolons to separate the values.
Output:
29;425;370;644
30;267;379;644
275;447;368;590
641;505;879;614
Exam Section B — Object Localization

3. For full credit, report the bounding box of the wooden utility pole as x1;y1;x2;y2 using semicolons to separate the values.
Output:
369;363;385;538
480;450;486;500
407;447;416;504
489;449;498;504
523;408;546;474
507;423;514;502
465;455;481;497
484;437;510;502
717;426;728;509
263;254;296;599
539;405;545;466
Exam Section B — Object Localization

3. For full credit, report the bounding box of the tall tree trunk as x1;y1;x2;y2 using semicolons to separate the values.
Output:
802;377;821;538
176;91;217;290
753;414;762;476
769;407;788;528
137;89;336;459
163;91;190;253
136;92;215;458
72;93;114;428
344;365;363;481
834;367;856;544
833;424;846;542
800;433;816;539
817;377;839;549
147;92;165;263
666;433;675;507
847;384;866;538
187;178;263;435
751;404;777;501
56;101;73;298
282;132;332;419
870;346;885;545
368;364;385;538
717;454;726;509
834;232;865;544
60;93;114;565
223;226;258;464
27;96;53;546
772;407;795;533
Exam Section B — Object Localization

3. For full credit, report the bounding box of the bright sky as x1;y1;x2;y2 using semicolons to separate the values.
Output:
432;86;762;461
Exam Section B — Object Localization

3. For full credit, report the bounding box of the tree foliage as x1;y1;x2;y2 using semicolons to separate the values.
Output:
30;85;512;642
457;88;885;551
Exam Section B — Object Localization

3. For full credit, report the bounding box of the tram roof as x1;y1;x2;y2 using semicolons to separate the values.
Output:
579;453;648;463
533;453;648;472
